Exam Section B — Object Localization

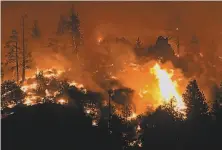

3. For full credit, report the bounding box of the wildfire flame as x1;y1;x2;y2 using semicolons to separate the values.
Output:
150;63;186;111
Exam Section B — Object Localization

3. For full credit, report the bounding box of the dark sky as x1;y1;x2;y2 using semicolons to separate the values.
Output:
2;1;222;54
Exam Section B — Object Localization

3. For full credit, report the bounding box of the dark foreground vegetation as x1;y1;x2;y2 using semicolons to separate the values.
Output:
2;80;222;150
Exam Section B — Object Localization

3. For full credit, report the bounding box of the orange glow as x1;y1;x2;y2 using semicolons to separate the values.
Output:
92;120;98;126
7;102;16;108
57;99;67;105
23;97;37;106
45;89;52;97
21;83;37;92
150;63;186;111
127;112;138;121
97;37;103;44
136;125;141;132
199;53;204;57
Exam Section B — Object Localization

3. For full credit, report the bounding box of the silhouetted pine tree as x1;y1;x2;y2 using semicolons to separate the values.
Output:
183;80;209;120
67;6;83;53
31;20;41;38
5;30;20;82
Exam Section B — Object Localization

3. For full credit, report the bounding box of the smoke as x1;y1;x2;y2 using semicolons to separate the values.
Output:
2;30;221;115
2;2;222;115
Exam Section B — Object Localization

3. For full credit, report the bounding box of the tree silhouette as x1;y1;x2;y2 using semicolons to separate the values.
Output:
57;15;67;35
31;20;41;38
135;37;142;49
187;35;200;57
1;62;5;82
21;14;28;83
19;43;33;74
140;104;183;150
54;6;83;57
183;80;209;120
5;30;20;83
145;36;176;64
67;6;83;53
134;37;144;56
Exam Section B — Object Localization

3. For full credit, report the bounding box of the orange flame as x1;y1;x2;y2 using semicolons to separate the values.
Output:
150;63;186;111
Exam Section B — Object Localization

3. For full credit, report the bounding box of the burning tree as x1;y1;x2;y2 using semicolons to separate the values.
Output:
183;80;209;120
5;30;20;83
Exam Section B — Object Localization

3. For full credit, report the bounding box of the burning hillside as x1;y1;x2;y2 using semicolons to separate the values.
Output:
1;57;189;119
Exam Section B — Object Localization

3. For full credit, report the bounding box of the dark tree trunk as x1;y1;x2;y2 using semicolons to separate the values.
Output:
22;16;26;83
15;42;19;83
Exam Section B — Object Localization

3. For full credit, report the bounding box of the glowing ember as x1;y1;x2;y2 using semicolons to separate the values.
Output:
21;83;37;92
23;98;36;106
138;141;142;147
7;102;16;108
86;109;91;114
127;112;137;121
57;99;67;105
150;63;186;111
69;81;84;89
45;89;52;97
111;76;118;79
97;37;103;44
136;125;141;132
199;53;204;57
92;120;98;126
